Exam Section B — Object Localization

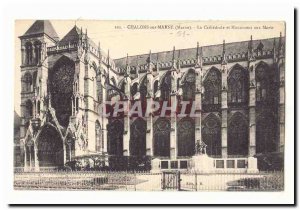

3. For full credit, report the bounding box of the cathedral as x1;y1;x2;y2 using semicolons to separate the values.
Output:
17;20;285;171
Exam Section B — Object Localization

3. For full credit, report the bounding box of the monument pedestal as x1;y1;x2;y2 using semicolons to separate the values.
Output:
190;154;214;172
150;158;161;173
247;156;259;173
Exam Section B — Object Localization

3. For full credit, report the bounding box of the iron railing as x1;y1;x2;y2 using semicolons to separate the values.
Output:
14;170;283;191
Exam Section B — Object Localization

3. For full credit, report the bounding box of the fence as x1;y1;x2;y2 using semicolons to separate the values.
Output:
14;170;283;191
179;171;284;191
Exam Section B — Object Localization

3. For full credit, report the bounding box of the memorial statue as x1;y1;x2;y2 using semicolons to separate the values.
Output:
195;140;207;155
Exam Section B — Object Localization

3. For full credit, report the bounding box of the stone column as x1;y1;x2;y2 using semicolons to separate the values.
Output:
29;146;32;170
21;47;25;65
123;99;130;156
101;78;108;155
32;100;36;118
32;45;36;65
170;94;177;159
63;142;67;165
146;97;154;156
278;56;285;153
194;93;202;150
24;144;28;171
34;141;39;172
71;97;74;116
194;68;202;153
102;118;108;153
221;65;228;157
248;64;256;156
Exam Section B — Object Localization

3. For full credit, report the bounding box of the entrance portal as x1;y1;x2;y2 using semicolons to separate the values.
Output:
37;124;64;167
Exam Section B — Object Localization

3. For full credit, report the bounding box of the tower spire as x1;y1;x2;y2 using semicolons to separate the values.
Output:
172;46;176;68
148;50;152;63
147;50;152;73
278;32;284;57
279;32;282;47
273;37;276;60
222;40;227;65
107;49;110;84
172;46;175;61
177;49;181;69
156;53;160;71
125;53;130;77
136;55;140;77
196;42;200;58
248;35;253;50
195;42;203;67
248;35;255;61
98;42;101;56
80;27;83;43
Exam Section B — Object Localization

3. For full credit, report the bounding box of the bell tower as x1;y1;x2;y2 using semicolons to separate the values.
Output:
19;20;59;169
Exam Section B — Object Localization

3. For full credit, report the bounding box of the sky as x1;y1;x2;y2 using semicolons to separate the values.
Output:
14;20;285;114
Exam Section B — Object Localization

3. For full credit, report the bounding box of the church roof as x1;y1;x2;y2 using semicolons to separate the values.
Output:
59;26;81;45
22;20;59;42
114;37;284;68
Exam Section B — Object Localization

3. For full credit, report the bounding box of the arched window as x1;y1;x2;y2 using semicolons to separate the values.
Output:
25;100;33;118
160;72;171;101
130;83;138;99
255;63;269;102
37;100;41;115
120;81;126;94
23;72;32;92
130;118;146;156
95;120;102;152
153;118;171;157
182;70;196;101
76;97;79;112
177;78;181;90
96;78;103;103
107;120;124;156
49;56;75;127
177;117;195;156
202;114;221;156
25;42;33;65
32;71;37;90
256;112;277;154
34;41;42;64
228;66;248;104
74;82;78;93
203;68;221;105
153;80;159;96
228;113;248;156
140;77;148;102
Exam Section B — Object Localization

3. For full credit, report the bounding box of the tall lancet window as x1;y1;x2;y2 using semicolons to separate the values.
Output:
25;42;33;65
182;70;196;101
160;72;171;101
23;72;32;92
255;63;269;102
203;68;221;105
130;83;138;99
228;66;248;104
34;41;42;64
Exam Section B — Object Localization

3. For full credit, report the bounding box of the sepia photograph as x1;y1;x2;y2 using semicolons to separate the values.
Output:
13;19;286;193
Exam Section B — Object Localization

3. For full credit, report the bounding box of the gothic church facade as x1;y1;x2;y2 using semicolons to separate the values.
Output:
18;20;285;171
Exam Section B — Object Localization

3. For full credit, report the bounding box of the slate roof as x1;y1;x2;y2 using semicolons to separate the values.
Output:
22;20;59;42
59;26;81;45
114;37;284;68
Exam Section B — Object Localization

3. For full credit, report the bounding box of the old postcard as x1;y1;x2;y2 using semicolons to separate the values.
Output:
14;20;285;192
